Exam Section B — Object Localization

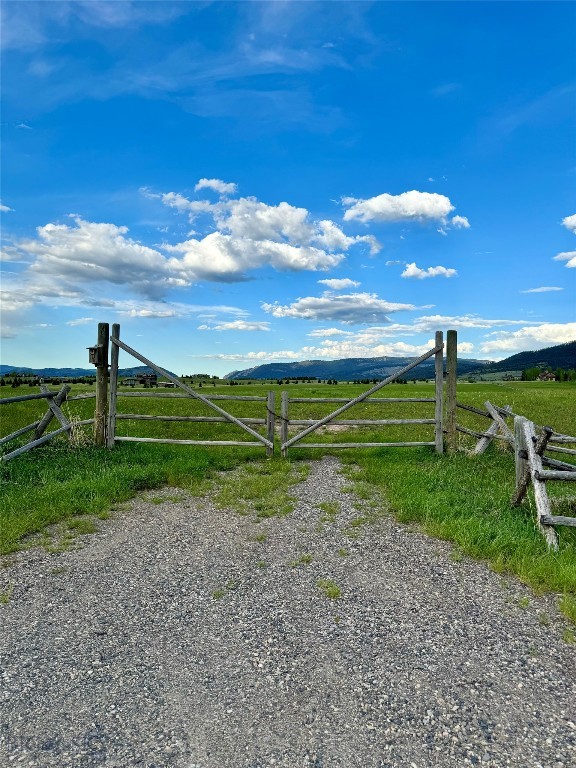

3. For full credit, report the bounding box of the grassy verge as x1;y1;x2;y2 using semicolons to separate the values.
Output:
335;447;576;623
0;441;261;555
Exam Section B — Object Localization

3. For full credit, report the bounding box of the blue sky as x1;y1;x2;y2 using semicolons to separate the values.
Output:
1;1;575;376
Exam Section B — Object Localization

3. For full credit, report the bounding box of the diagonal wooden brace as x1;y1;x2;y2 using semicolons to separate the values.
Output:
34;384;71;440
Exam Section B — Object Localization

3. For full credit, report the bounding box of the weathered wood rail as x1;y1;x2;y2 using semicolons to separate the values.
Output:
511;416;576;550
279;331;446;457
0;384;94;462
106;324;274;455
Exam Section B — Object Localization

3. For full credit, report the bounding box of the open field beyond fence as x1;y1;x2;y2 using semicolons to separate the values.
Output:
1;380;575;618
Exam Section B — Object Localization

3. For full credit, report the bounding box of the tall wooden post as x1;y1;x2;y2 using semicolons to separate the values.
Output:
445;329;457;453
107;323;120;448
280;390;289;458
434;330;444;454
266;390;275;457
94;322;109;446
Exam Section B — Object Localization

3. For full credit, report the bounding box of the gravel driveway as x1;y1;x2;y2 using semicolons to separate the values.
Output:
1;456;575;768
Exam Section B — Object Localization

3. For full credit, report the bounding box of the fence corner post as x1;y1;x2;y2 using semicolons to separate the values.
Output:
94;322;109;446
446;329;457;453
434;330;444;454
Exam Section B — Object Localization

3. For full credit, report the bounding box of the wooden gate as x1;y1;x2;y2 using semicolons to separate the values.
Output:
106;324;274;455
280;331;445;457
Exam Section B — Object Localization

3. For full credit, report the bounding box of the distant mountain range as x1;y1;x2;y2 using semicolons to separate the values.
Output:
466;340;576;375
2;341;573;382
225;340;576;381
0;365;173;378
226;356;487;381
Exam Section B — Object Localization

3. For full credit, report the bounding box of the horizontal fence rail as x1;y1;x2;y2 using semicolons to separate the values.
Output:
107;326;274;454
280;332;445;457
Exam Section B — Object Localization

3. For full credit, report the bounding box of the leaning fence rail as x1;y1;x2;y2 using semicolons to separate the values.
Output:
0;384;94;463
511;416;576;550
280;332;445;457
107;324;275;455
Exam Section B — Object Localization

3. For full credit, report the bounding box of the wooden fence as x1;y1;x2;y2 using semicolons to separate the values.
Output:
452;398;576;548
279;331;446;457
0;385;94;463
106;324;274;455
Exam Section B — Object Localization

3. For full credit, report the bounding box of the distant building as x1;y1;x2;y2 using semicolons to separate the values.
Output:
537;371;556;381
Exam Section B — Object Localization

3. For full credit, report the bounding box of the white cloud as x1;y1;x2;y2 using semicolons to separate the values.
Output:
480;323;576;354
561;214;576;234
520;286;564;293
342;190;456;224
451;215;470;229
200;320;271;331
262;292;416;324
19;217;183;299
201;338;439;362
307;328;353;338
194;178;238;195
317;278;361;290
166;232;343;279
66;317;95;326
154;189;380;280
0;203;14;212
554;250;576;268
401;262;457;279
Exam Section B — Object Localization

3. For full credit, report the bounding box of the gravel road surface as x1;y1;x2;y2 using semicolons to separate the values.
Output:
1;456;575;768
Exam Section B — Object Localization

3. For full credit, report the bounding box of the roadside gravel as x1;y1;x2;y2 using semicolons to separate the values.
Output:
1;456;574;768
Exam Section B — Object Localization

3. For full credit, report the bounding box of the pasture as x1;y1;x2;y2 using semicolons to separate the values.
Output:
1;380;575;620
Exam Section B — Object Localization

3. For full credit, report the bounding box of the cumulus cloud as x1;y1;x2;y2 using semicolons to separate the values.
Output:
342;190;456;225
479;323;576;354
199;320;271;331
401;263;457;279
166;232;342;279
554;250;576;268
194;178;237;195
262;292;416;324
561;214;576;234
317;278;361;290
450;215;470;229
153;186;380;280
520;286;564;293
0;203;14;212
19;217;184;299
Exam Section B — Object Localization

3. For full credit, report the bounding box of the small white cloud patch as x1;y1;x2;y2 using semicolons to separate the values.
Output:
554;250;576;268
342;190;456;224
561;214;576;234
317;278;361;290
194;178;238;195
520;286;564;293
401;263;457;279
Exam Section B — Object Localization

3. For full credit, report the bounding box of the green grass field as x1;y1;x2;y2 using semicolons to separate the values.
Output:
1;380;575;620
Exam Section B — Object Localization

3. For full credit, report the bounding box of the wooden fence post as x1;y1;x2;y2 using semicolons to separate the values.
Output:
94;322;109;446
280;390;289;458
107;323;120;448
266;390;275;457
445;329;457;453
434;330;444;454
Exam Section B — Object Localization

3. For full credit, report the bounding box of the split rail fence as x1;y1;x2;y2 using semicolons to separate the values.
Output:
453;398;576;548
279;331;445;456
0;385;94;462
